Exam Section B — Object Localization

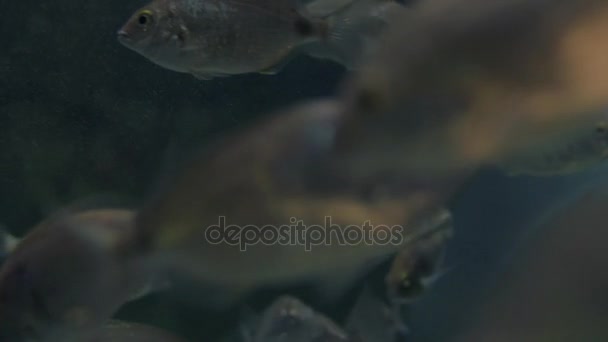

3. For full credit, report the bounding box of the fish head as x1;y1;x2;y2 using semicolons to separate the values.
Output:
0;210;141;341
117;1;191;72
388;251;435;301
255;296;349;342
386;210;453;303
255;296;323;341
260;297;315;332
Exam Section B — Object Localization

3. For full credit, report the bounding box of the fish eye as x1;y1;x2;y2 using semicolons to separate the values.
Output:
399;272;412;288
137;10;154;26
596;124;606;134
397;274;423;297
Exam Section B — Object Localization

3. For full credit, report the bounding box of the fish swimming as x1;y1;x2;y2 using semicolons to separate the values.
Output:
117;0;403;79
0;209;165;341
385;208;452;304
0;100;457;340
333;0;608;181
133;99;457;309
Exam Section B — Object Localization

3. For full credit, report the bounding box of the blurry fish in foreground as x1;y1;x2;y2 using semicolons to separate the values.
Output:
0;209;165;341
244;296;349;342
498;116;608;176
385;210;452;304
117;0;404;79
451;185;608;342
0;224;182;342
135;99;459;308
335;0;608;180
0;99;458;340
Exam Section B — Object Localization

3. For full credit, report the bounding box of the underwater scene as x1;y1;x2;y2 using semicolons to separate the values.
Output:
2;0;608;340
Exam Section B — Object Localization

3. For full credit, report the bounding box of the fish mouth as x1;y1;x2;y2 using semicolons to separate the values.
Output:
116;30;131;45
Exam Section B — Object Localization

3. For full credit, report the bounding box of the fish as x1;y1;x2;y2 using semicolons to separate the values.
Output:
0;99;458;340
0;209;166;342
498;117;608;176
301;0;406;68
117;0;403;79
333;0;608;181
133;99;458;309
244;295;350;342
385;208;452;304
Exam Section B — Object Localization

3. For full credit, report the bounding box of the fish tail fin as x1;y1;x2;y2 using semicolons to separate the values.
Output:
320;0;407;68
0;224;20;259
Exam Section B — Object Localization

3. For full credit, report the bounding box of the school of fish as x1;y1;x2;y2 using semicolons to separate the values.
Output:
3;0;608;340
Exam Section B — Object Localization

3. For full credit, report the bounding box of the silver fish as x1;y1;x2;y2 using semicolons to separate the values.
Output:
117;0;402;79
